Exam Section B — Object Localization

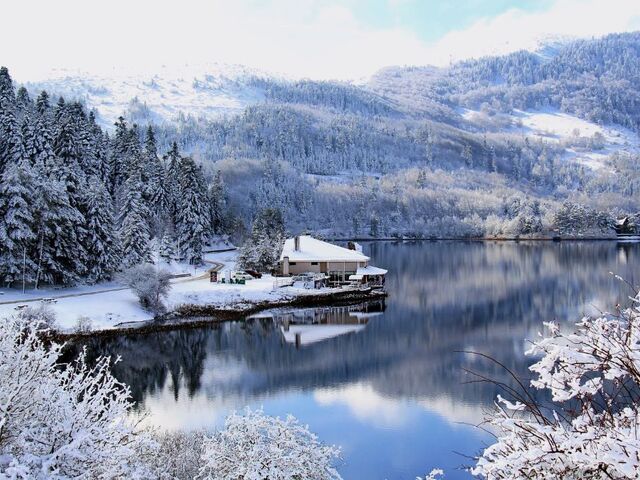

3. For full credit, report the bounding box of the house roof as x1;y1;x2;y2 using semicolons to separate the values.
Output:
356;266;388;275
280;235;370;262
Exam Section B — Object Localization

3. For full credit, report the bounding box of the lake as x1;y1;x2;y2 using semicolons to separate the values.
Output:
74;241;640;479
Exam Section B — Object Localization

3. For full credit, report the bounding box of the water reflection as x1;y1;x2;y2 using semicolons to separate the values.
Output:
71;241;640;479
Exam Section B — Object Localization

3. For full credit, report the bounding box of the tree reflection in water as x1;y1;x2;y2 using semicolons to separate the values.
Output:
69;241;640;479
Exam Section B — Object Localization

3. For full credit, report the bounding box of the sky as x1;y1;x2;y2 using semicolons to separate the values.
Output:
3;0;640;81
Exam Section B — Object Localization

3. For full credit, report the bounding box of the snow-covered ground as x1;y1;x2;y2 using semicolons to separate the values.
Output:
0;249;362;334
22;63;272;128
462;107;640;171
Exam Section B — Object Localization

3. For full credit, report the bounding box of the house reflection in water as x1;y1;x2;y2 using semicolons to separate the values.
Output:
253;301;385;348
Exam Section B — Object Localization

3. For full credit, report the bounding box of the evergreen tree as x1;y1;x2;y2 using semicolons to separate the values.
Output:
0;159;36;286
84;179;120;282
175;157;209;265
208;170;226;234
0;70;21;175
32;177;85;286
119;171;151;268
238;208;285;272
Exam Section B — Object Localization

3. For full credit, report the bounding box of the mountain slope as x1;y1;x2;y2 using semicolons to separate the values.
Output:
19;32;640;238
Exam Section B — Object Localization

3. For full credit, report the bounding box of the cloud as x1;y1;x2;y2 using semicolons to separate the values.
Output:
2;0;640;81
425;0;640;66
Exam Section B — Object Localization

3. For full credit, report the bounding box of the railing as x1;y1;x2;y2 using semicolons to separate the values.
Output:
273;277;294;289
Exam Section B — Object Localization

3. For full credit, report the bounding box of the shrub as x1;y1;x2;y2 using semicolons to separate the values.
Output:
120;264;172;315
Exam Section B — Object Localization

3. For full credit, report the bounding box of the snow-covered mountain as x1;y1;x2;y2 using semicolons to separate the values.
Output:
23;63;277;128
13;31;640;237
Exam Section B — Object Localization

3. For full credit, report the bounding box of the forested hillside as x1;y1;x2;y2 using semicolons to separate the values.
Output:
4;32;640;286
0;67;220;287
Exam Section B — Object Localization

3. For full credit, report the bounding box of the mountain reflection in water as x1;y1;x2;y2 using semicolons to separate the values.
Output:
71;241;640;480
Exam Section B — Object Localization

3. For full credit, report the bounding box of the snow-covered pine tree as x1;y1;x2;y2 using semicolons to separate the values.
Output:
238;208;285;272
0;157;37;286
35;90;50;114
51;106;89;277
32;176;86;286
145;126;169;236
159;231;176;263
15;86;32;111
0;71;21;176
119;170;151;268
108;116;129;196
176;157;209;265
208;169;226;235
84;179;120;282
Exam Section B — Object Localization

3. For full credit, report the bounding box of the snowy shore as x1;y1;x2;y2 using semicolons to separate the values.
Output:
0;249;385;335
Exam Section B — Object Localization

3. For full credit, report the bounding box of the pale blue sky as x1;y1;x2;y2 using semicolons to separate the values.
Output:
326;0;555;41
2;0;639;80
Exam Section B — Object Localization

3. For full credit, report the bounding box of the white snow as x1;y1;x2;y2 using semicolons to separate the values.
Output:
0;249;370;334
356;265;388;275
514;109;640;170
24;63;272;128
462;107;640;171
280;235;369;262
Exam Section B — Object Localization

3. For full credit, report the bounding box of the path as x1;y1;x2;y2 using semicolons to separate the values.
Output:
0;257;228;306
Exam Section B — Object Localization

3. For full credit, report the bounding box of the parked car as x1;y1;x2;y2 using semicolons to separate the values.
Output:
231;271;254;281
244;269;262;279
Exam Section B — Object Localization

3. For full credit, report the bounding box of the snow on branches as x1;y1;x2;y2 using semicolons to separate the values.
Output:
473;294;640;479
0;313;343;479
198;408;342;480
0;315;155;479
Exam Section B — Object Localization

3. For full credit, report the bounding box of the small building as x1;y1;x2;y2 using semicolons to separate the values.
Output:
278;235;386;287
615;216;638;236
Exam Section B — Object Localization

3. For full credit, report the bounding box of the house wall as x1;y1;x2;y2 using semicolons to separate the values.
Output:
279;260;368;276
287;261;321;275
327;261;365;272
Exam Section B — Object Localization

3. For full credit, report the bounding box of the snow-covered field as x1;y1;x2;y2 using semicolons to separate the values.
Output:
462;107;640;171
0;249;360;334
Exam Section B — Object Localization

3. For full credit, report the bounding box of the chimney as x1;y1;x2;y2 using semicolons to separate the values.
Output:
347;241;355;250
294;236;300;251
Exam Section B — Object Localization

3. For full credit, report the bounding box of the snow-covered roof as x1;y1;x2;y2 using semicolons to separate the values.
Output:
280;236;369;263
356;266;388;275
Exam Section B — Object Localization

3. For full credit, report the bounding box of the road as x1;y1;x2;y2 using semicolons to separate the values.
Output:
0;260;226;306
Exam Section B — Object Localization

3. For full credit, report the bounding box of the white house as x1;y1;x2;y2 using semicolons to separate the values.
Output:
278;235;387;287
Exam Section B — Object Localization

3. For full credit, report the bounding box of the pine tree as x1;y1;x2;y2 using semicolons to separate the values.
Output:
159;232;176;263
32;177;85;286
208;170;226;234
84;179;120;282
0;159;37;286
238;208;285;272
164;141;181;228
35;90;50;115
175;157;209;265
0;70;20;175
108;117;129;195
119;171;151;268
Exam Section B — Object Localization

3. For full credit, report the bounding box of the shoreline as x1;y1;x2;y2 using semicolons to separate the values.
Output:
53;288;388;341
330;235;628;242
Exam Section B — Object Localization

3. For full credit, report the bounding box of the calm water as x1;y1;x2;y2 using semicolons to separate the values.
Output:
74;241;640;479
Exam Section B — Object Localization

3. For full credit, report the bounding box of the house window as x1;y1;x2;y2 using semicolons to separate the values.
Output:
289;262;297;266
311;262;318;265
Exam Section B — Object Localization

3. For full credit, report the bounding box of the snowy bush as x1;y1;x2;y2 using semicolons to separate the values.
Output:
120;264;172;315
15;303;57;331
0;315;155;478
473;290;640;479
73;315;93;334
198;408;342;480
149;430;207;480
